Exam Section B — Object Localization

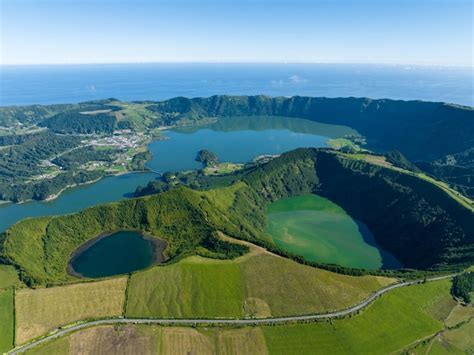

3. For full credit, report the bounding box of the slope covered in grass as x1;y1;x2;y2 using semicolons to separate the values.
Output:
1;149;472;287
126;256;244;318
1;188;247;285
263;280;452;355
126;251;394;319
239;253;393;317
0;264;22;289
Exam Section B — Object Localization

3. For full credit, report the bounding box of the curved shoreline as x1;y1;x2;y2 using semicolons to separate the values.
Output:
67;231;168;278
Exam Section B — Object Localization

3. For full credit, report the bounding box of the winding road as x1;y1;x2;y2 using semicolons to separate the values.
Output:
9;274;454;354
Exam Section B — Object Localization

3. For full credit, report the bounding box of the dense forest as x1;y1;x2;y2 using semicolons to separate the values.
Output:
39;108;117;134
451;272;474;303
1;95;473;203
146;96;474;198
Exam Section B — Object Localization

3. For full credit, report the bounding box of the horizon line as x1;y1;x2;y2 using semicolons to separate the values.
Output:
0;61;472;69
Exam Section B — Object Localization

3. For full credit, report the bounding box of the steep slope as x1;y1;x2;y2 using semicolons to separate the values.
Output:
146;95;474;161
1;149;472;286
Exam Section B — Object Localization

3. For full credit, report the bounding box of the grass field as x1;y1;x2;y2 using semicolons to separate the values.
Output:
266;194;400;269
239;253;394;317
160;328;215;354
419;303;474;354
0;264;22;289
15;277;127;345
126;256;244;318
127;245;395;319
217;328;268;355
262;280;452;354
440;318;474;353
446;303;474;327
21;280;460;355
0;289;14;353
24;336;69;355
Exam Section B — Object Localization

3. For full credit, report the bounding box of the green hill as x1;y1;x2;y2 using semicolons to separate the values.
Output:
1;148;472;286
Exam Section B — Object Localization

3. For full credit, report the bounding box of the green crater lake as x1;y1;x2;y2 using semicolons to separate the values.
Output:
266;195;402;269
69;231;167;278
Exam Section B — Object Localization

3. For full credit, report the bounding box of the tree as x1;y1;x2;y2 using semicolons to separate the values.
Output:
195;149;219;167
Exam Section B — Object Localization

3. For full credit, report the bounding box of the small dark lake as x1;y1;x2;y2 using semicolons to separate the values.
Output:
69;231;166;278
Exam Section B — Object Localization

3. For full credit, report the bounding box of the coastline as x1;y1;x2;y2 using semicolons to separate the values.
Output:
7;168;158;205
2;119;217;206
67;230;168;278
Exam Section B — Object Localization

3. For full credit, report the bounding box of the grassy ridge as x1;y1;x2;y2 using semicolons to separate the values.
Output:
239;253;393;317
126;252;394;319
1;188;246;285
1;148;473;286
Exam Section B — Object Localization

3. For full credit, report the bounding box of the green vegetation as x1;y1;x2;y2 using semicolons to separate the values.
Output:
2;148;473;286
238;253;394;317
24;335;69;355
1;188;247;285
451;272;474;303
126;251;394;319
266;195;397;269
38;105;119;134
51;146;116;170
2;95;473;203
195;149;219;167
263;280;451;354
15;277;127;344
0;264;22;289
126;256;244;318
0;289;14;353
0;131;81;201
18;279;462;355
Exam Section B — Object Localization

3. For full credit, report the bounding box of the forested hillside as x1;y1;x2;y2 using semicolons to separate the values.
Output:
2;148;472;285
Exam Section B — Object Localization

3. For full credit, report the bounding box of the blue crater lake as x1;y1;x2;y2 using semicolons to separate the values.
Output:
0;115;354;231
69;231;167;278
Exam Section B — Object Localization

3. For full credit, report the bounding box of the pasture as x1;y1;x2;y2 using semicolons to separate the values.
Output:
15;277;127;344
0;289;14;353
126;246;395;319
0;264;22;289
262;280;452;354
126;256;244;318
238;253;394;316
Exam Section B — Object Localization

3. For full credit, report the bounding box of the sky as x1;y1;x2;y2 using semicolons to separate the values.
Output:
0;0;472;66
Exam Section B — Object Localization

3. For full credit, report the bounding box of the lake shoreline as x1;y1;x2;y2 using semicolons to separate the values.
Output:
67;230;168;278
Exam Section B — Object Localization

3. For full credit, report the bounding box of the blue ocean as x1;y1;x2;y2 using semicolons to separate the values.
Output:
0;63;472;106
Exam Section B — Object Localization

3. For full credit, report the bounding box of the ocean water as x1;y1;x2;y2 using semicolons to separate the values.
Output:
0;63;472;106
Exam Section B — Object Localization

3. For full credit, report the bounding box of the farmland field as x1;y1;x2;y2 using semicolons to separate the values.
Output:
127;249;395;319
266;195;402;269
20;280;461;354
15;277;127;344
262;280;453;354
126;256;244;318
0;289;14;353
238;253;394;316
